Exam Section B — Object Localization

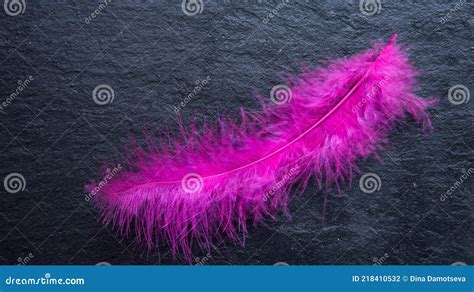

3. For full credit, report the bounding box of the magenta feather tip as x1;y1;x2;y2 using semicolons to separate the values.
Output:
86;34;435;260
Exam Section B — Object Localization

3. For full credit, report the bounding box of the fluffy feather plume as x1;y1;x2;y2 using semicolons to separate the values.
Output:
87;34;435;260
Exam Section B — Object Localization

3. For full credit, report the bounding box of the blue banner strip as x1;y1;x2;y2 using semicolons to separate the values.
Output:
0;266;472;291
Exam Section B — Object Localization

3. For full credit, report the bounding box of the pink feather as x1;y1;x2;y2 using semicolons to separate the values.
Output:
86;34;435;260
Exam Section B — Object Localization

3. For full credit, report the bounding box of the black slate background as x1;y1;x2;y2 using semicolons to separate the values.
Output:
0;0;472;265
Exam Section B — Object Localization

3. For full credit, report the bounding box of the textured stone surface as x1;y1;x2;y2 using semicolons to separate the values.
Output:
0;1;472;265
